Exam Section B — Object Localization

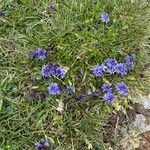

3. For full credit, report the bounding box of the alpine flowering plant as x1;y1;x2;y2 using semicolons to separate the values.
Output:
20;1;148;149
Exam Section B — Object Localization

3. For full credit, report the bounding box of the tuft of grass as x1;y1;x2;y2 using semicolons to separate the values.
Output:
0;0;149;149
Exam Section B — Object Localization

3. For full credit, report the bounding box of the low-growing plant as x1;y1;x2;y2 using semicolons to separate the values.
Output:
0;0;149;149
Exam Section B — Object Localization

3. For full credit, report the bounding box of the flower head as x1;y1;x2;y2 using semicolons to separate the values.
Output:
55;66;66;78
104;59;118;74
125;54;136;70
116;63;128;75
41;64;52;77
93;89;100;97
48;82;61;95
101;12;110;23
29;50;37;59
92;64;104;77
76;94;87;101
0;10;4;17
115;82;129;95
39;93;47;100
41;63;66;78
103;92;115;104
102;83;112;93
28;92;36;100
43;140;49;148
67;85;73;94
35;140;49;150
29;48;48;60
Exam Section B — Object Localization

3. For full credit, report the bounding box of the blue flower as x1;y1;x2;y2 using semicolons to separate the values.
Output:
67;85;73;94
101;12;110;23
41;63;66;78
93;89;100;97
92;64;104;77
43;140;49;148
102;83;112;93
29;48;48;60
41;64;52;77
28;92;36;100
55;66;66;78
29;50;37;59
35;140;49;150
35;143;42;150
115;82;129;95
103;92;115;104
104;59;118;74
39;93;47;100
0;10;4;17
125;54;136;70
48;82;61;95
76;94;87;100
116;63;128;75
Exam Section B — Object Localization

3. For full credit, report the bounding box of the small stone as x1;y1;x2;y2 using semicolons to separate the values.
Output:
143;98;150;110
134;114;150;133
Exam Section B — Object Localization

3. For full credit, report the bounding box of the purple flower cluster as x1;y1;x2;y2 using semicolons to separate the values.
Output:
101;12;110;23
48;82;61;95
29;48;48;60
67;85;73;94
103;92;115;104
41;62;66;78
116;63;128;75
35;140;49;150
102;82;128;104
0;10;4;17
93;89;100;97
104;59;118;74
28;46;133;102
102;83;112;93
92;64;105;77
102;83;114;104
75;81;129;103
92;54;136;77
28;92;47;100
125;54;136;70
115;82;129;95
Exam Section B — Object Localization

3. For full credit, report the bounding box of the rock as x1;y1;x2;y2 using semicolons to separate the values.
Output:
134;114;150;133
143;98;150;110
136;131;150;150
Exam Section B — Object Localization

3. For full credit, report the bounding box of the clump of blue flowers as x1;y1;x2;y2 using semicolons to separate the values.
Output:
116;63;128;75
92;54;136;77
125;54;136;70
29;48;48;60
28;48;134;105
104;59;118;74
41;62;66;78
0;10;4;17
